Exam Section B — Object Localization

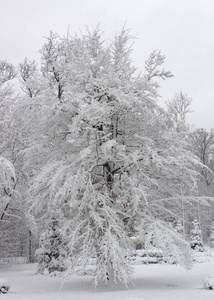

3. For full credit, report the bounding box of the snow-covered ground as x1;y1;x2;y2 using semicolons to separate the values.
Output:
1;258;214;300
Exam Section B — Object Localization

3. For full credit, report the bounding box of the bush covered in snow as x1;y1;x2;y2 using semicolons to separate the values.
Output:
0;279;10;294
129;249;165;265
192;251;211;263
203;275;214;289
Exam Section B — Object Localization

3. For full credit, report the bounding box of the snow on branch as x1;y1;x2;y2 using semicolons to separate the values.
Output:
145;50;173;81
145;220;192;268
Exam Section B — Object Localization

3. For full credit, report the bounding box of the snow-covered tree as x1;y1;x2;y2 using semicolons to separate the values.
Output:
190;128;214;187
35;210;69;275
25;26;201;286
144;220;192;267
188;128;214;242
190;219;204;252
0;60;34;260
0;157;28;260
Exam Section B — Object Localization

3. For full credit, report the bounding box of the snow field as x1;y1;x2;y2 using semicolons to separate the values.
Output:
1;259;214;300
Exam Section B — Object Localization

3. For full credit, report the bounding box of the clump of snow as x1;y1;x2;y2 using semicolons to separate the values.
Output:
203;275;214;290
0;278;10;294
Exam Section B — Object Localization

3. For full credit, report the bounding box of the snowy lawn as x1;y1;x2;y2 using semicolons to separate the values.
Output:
1;260;214;300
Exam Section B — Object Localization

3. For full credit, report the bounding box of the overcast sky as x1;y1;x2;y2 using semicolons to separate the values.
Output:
1;0;214;129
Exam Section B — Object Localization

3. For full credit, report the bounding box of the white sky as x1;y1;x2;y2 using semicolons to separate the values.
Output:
1;0;214;129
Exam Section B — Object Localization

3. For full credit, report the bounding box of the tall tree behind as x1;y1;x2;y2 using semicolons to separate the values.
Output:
189;128;214;242
25;26;201;285
191;128;214;188
0;60;35;260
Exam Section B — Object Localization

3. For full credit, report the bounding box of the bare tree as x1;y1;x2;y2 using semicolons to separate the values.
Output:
166;92;192;133
40;31;64;100
19;58;40;98
0;60;17;101
0;60;17;84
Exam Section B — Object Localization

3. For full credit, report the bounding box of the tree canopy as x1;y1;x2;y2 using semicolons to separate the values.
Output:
15;26;202;285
